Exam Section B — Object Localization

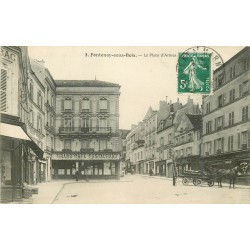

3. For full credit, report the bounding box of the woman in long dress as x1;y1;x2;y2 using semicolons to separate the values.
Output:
183;56;207;92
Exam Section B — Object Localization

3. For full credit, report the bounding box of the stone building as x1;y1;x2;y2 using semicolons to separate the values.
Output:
0;47;43;202
174;113;202;173
143;107;157;174
28;59;56;183
52;80;121;179
201;47;250;176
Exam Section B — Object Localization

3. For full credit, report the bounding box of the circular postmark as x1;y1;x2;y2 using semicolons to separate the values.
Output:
177;46;225;95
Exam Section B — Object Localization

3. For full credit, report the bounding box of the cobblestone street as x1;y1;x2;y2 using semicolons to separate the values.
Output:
44;174;250;204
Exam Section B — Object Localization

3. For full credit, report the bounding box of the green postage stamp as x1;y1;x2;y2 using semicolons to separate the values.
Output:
178;52;211;94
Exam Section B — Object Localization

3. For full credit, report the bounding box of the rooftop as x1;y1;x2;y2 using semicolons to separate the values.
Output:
55;80;120;88
186;114;202;130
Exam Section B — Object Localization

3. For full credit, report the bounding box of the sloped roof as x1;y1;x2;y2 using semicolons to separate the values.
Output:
143;106;157;121
186;114;202;130
119;129;130;139
55;80;120;87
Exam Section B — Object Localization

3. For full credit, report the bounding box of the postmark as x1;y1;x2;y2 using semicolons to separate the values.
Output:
177;46;224;94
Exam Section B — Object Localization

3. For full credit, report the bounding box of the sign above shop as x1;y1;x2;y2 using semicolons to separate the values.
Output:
52;152;120;161
1;47;16;62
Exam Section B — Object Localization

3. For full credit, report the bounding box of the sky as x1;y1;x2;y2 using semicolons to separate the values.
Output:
28;46;244;130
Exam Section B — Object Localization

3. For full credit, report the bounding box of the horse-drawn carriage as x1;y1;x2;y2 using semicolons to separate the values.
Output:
180;170;215;187
180;163;249;188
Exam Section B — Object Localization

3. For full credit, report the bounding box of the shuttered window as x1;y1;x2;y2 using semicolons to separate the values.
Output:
0;69;7;112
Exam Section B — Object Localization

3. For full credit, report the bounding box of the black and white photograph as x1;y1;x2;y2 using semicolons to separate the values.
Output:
1;46;249;204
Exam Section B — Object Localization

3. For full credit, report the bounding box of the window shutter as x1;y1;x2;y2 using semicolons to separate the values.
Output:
61;118;64;127
239;84;243;97
90;118;92;128
238;133;241;149
90;99;92;110
107;118;110;128
214;140;216;154
72;100;74;111
221;138;224;152
72;118;74;129
107;99;110;111
0;69;7;112
223;93;226;105
222;116;225;128
37;115;39;130
214;118;217;131
61;99;64;111
79;99;82;111
228;136;230;151
97;100;99;112
96;118;99;131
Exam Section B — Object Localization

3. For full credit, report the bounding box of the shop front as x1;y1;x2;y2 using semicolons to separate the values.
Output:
201;150;250;185
52;151;120;180
176;155;200;175
155;160;166;176
0;120;44;202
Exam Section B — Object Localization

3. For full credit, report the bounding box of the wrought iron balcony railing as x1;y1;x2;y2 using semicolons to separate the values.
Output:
59;126;112;134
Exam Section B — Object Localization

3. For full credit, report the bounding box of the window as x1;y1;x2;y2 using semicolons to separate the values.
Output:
81;118;90;128
228;135;234;152
81;140;89;149
64;98;72;111
230;65;236;79
37;91;43;110
215;116;224;131
37;116;43;133
187;147;192;156
180;149;184;157
159;151;164;160
205;141;212;155
206;102;210;114
58;169;65;175
100;98;108;111
160;137;164;146
229;112;234;126
99;139;107;150
242;106;248;122
239;81;249;97
187;133;192;142
168;133;172;144
243;58;249;70
214;138;224;153
29;109;34;126
82;97;90;111
217;73;224;87
51;137;54;150
29;82;33;101
64;118;73;128
218;95;223;108
64;139;71;150
229;89;235;102
0;69;7;112
206;121;212;134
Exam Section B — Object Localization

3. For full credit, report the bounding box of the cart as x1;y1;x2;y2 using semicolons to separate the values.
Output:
180;170;215;187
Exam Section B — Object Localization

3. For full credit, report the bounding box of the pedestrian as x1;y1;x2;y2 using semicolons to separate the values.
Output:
75;169;79;181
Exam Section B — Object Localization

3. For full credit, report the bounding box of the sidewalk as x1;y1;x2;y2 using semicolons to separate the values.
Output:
32;180;73;204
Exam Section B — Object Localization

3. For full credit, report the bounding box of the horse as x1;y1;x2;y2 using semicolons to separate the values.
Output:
206;163;248;189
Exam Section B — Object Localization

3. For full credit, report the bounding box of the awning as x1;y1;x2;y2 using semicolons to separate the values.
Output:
0;122;44;159
0;122;31;141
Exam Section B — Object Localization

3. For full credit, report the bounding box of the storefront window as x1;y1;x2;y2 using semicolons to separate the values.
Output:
0;151;11;185
66;169;71;175
58;169;65;175
103;162;111;175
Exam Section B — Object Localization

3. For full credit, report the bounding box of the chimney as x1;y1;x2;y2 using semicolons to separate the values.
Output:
177;98;180;103
36;59;45;66
166;96;168;102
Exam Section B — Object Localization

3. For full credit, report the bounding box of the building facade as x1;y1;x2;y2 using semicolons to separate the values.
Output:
174;113;202;173
201;47;250;180
52;80;121;180
143;107;157;174
0;46;43;202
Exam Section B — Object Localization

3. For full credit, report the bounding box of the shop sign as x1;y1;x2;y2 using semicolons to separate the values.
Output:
52;152;120;161
1;47;16;62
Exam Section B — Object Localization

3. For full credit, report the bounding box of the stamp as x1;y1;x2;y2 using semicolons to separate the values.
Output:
177;46;224;94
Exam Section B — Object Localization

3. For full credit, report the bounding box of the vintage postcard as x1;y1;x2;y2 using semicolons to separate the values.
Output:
0;46;249;204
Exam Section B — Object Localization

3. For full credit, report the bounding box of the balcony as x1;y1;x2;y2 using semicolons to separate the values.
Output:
58;127;112;137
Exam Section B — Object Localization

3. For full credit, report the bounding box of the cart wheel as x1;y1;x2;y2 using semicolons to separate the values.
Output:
193;178;197;186
182;177;189;185
207;180;214;187
195;179;202;186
